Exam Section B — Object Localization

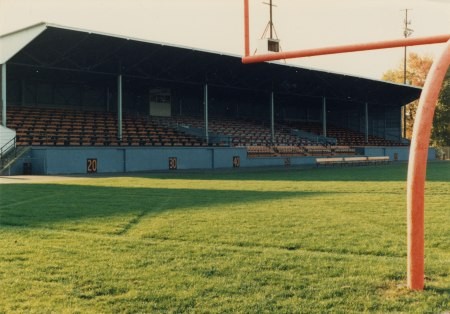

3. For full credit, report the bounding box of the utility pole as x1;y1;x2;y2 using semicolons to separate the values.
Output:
402;9;413;138
263;0;276;39
261;0;280;53
403;9;414;84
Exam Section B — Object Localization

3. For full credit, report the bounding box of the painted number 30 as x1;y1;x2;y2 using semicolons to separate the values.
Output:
169;157;177;170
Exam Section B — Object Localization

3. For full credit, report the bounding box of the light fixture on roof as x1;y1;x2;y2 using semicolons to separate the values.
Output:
255;0;281;54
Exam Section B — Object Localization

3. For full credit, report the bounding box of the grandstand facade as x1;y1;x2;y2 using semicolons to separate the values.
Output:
0;23;433;175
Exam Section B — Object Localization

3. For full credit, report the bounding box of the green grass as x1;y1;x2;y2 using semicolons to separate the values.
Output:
0;162;449;313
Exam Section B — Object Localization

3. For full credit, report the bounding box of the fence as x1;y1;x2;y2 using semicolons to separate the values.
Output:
436;147;450;160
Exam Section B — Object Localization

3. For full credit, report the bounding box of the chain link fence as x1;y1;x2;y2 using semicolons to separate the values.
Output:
435;146;450;160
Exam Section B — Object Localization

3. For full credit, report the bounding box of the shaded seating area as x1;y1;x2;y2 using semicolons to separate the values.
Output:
273;145;305;157
165;116;311;147
247;145;356;158
304;145;332;156
7;107;205;147
246;146;277;158
5;106;404;160
284;121;405;147
332;146;356;155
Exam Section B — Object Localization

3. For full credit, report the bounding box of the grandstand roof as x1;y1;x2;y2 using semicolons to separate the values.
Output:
1;22;421;106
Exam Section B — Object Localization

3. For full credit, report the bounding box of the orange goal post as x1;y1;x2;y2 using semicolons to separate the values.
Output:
242;0;450;291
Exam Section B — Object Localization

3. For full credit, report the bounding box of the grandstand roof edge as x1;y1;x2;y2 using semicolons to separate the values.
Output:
0;22;47;38
1;22;421;91
0;22;47;64
44;22;246;62
2;22;421;106
270;61;423;91
0;21;244;63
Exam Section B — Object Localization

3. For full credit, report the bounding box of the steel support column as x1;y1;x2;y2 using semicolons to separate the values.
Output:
322;97;327;138
271;91;275;143
204;83;209;145
365;102;369;144
106;87;110;112
117;74;123;141
1;64;6;127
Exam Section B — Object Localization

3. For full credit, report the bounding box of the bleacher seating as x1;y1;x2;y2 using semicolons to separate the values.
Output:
274;146;305;157
6;107;205;147
331;146;356;155
164;116;311;147
4;107;405;156
246;146;277;158
304;145;332;156
284;121;406;147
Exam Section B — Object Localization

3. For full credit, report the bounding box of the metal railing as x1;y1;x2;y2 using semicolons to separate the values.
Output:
290;129;337;145
175;125;232;146
0;136;16;160
0;137;18;169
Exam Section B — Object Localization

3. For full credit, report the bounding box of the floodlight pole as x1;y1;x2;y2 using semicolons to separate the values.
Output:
269;0;273;39
244;0;250;57
242;0;450;291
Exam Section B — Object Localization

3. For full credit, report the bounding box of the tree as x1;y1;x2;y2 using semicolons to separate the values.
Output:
431;69;450;147
382;52;433;139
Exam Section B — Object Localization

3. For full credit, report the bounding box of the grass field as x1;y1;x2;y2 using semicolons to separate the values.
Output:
0;162;449;313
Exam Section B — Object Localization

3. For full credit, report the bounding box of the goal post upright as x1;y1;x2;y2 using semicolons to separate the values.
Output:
242;0;450;291
406;39;450;290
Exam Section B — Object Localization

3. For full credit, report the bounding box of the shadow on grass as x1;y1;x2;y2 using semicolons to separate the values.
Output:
117;162;449;182
427;285;450;296
0;184;314;228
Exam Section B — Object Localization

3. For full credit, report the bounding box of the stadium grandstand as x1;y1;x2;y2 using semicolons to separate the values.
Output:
0;23;432;174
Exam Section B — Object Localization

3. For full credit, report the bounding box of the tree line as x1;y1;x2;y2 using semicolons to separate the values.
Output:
382;52;449;148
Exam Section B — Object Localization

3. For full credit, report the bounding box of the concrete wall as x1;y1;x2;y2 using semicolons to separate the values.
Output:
4;145;437;175
18;146;318;175
358;146;436;162
0;125;16;153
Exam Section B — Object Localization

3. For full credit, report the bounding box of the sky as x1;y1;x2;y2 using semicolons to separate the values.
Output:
1;0;449;80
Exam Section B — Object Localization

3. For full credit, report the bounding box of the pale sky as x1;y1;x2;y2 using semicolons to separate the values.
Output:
1;0;449;80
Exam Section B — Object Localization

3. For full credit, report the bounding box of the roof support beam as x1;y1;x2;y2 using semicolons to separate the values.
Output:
47;33;90;67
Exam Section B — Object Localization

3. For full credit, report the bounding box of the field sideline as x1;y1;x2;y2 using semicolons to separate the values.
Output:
0;162;449;313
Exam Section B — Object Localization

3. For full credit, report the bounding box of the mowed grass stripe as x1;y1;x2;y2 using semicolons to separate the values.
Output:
0;162;449;313
0;227;411;313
